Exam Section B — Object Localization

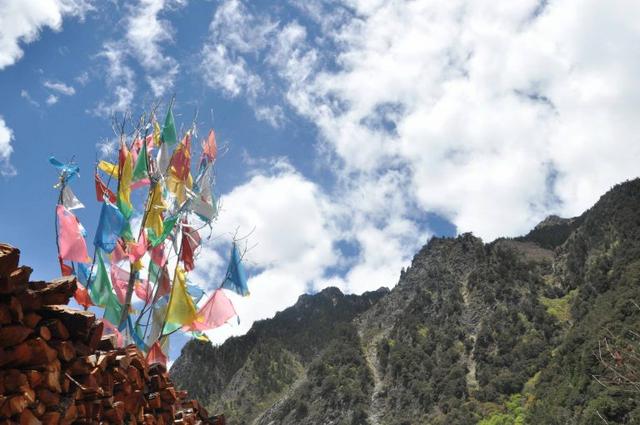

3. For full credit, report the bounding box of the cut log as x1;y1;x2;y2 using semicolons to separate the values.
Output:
22;312;41;329
0;266;32;295
41;411;60;425
3;338;58;368
0;303;11;325
0;325;33;348
0;244;19;278
40;319;69;340
0;394;28;417
37;306;94;338
27;277;76;306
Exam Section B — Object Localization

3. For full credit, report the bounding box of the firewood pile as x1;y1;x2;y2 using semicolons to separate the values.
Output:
0;243;225;425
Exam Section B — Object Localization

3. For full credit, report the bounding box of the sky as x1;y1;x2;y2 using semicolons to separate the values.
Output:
1;0;639;355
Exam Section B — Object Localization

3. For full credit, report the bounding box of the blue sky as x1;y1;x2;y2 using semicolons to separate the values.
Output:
1;0;639;353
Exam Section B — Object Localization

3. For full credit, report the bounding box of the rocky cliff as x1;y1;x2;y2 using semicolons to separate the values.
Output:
172;179;640;424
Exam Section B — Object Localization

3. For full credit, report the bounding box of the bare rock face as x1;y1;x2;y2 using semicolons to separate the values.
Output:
172;178;640;425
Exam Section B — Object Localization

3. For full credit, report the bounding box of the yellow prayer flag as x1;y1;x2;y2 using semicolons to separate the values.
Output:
145;182;165;237
98;160;118;179
165;267;197;326
117;149;133;217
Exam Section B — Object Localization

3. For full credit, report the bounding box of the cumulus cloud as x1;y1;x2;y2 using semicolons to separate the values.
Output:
0;0;92;70
190;162;338;343
206;0;640;241
0;117;16;176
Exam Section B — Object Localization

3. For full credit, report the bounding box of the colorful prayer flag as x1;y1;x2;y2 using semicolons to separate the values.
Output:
186;289;236;332
57;205;90;263
161;106;178;147
221;243;249;296
94;200;126;253
164;266;197;329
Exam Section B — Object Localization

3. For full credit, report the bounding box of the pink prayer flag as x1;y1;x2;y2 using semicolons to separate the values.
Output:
150;243;167;267
127;231;147;262
111;239;128;263
146;341;167;367
57;205;90;263
134;279;153;303
186;289;236;332
110;263;129;304
103;319;124;347
202;129;217;162
131;178;150;190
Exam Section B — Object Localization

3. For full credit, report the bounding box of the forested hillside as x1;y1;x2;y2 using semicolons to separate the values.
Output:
172;179;640;424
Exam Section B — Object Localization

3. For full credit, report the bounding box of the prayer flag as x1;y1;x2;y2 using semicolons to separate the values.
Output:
161;107;178;147
186;289;236;332
94;200;125;253
95;172;116;203
98;160;118;179
164;266;197;328
202;129;217;163
62;186;84;210
221;243;249;296
132;137;149;182
146;341;167;367
117;145;133;219
57;205;90;263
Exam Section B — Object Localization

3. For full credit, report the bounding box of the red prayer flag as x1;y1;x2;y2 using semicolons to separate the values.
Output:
59;257;74;276
169;134;191;180
74;281;94;309
146;341;167;367
156;267;171;299
134;279;153;303
180;223;201;272
95;172;116;203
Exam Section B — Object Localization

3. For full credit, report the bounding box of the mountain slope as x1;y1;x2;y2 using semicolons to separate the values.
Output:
172;178;640;425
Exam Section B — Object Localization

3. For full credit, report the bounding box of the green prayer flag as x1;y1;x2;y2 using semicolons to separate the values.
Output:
148;215;179;247
161;108;177;147
120;220;134;242
103;292;123;325
89;250;113;306
132;138;149;182
163;321;181;334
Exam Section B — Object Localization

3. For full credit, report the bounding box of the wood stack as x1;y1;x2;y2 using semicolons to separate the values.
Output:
0;243;224;425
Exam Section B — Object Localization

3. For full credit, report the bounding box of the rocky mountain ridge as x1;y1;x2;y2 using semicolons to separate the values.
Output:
172;178;640;424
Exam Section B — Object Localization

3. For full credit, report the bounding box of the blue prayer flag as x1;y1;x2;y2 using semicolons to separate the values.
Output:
94;200;125;253
221;243;249;296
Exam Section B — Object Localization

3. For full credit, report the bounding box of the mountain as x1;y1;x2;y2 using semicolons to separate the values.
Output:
171;179;640;424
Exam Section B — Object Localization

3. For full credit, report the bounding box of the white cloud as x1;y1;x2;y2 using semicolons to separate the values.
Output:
253;0;640;240
0;117;16;176
43;80;76;96
201;0;286;126
125;0;184;97
0;0;93;70
93;42;136;115
191;163;338;343
20;89;40;107
46;94;59;105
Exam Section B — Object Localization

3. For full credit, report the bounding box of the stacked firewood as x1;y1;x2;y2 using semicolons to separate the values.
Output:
0;243;224;425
